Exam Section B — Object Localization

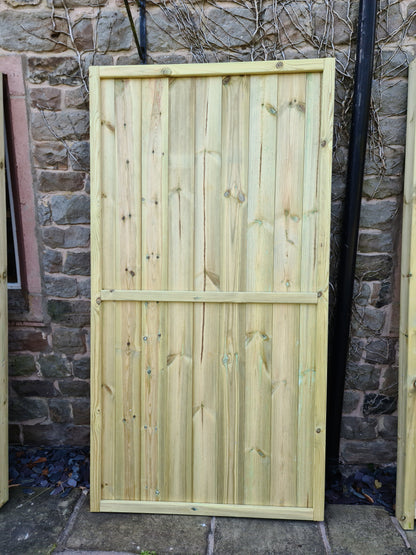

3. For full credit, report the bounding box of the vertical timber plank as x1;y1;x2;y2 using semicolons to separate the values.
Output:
244;74;276;506
193;76;222;503
397;58;416;530
312;59;334;521
219;74;249;505
99;77;117;502
113;79;142;500
271;73;306;507
0;74;8;509
165;77;195;501
297;72;320;509
90;68;107;509
140;78;169;502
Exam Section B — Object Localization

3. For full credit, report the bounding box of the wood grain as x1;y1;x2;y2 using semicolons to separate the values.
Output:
271;73;306;507
140;78;169;502
397;58;416;530
90;61;334;520
244;74;276;506
192;76;222;503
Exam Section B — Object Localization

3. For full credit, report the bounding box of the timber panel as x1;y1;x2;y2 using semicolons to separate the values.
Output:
0;75;8;509
90;60;335;519
397;59;416;530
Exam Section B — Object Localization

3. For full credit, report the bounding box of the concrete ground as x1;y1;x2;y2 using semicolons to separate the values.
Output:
0;488;415;554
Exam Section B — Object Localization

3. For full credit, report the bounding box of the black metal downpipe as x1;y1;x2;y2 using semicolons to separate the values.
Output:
123;0;147;64
139;0;147;64
326;0;377;466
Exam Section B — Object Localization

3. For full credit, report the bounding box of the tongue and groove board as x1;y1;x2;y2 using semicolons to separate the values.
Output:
90;59;335;520
0;75;8;509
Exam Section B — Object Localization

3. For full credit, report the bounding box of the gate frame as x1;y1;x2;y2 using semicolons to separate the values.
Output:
397;58;416;530
90;59;335;519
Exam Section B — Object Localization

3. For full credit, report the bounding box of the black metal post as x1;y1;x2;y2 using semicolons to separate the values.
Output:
326;0;377;465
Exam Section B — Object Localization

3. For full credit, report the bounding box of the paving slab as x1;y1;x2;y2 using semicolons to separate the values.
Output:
65;502;211;554
0;486;81;555
213;516;325;554
325;504;410;555
405;527;416;553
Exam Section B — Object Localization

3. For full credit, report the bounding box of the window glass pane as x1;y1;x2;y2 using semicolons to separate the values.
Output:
4;122;21;289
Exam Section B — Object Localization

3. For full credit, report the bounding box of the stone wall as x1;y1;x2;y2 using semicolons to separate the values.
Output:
1;0;415;463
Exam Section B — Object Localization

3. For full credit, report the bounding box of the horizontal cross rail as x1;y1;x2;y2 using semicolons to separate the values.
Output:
99;289;320;304
100;499;315;520
94;59;328;80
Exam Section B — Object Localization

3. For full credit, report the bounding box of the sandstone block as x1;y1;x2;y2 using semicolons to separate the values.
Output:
6;0;40;5
78;278;90;298
9;397;49;421
9;354;36;377
12;380;58;398
47;299;90;328
70;141;90;171
59;379;90;397
39;171;85;193
363;393;397;416
8;327;49;353
33;142;68;170
43;249;63;273
340;438;396;464
31;110;89;142
341;416;378;441
49;398;72;423
0;12;66;52
360;200;398;231
342;390;361;414
63;227;90;248
38;202;52;225
377;415;397;439
355;254;393;281
72;399;90;425
63;252;91;276
28;56;80;86
72;17;94;51
53;326;85;355
365;337;395;365
378;116;407;146
72;357;89;379
39;354;72;378
362;176;402;199
358;231;394;253
30;87;62;110
66;425;89;446
50;195;90;225
97;12;132;51
345;362;381;391
65;87;89;110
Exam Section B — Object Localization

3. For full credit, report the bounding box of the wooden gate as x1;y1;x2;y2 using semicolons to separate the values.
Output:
90;60;335;519
397;58;416;530
0;74;8;509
